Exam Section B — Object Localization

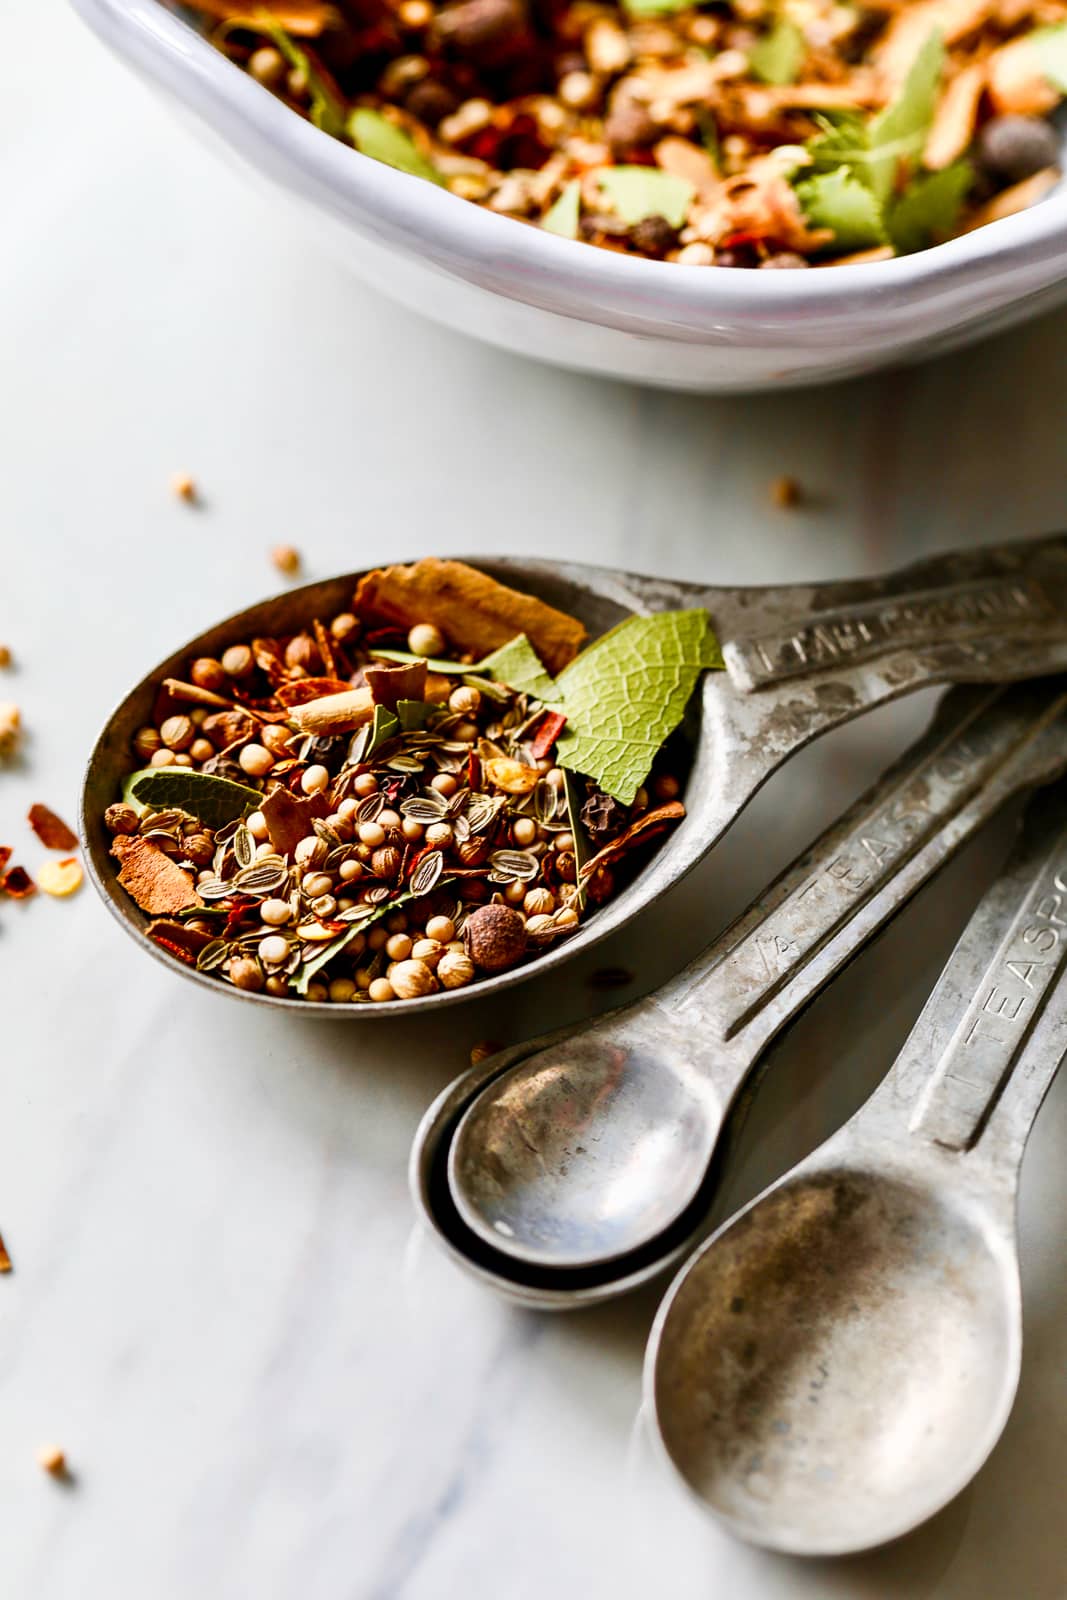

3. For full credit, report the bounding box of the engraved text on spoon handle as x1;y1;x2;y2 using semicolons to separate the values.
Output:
662;681;1067;1053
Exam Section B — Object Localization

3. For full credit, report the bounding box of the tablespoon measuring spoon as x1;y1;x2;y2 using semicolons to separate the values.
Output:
438;678;1067;1280
647;780;1067;1555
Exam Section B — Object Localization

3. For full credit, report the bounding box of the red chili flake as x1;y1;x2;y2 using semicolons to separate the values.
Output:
27;804;78;852
1;865;35;898
529;711;566;762
0;846;11;876
222;896;257;937
404;844;432;882
720;230;770;251
467;751;482;790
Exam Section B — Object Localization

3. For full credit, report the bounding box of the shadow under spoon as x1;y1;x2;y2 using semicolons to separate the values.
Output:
646;779;1067;1555
442;678;1067;1274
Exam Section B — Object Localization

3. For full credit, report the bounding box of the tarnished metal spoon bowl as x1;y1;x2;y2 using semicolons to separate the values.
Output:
649;1166;1020;1555
81;536;1067;1015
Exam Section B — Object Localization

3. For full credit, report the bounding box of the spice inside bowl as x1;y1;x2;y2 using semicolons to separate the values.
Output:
97;558;718;1004
183;0;1067;267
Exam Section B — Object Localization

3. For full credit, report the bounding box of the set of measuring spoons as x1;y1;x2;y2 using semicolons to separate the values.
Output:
408;533;1067;1555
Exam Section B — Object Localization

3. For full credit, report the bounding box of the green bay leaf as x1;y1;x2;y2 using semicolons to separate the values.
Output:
293;879;453;994
542;179;581;239
553;610;723;805
749;18;806;86
478;634;561;703
595;166;695;228
349;108;445;185
128;768;262;829
365;704;401;757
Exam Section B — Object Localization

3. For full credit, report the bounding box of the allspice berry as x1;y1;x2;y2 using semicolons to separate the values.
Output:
191;657;227;692
183;833;216;867
230;957;264;992
285;634;320;673
160;714;195;752
464;903;527;971
371;846;402;880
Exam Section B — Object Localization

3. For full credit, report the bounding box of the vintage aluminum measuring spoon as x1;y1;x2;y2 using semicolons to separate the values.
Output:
413;677;1067;1300
84;535;1067;1015
646;780;1067;1556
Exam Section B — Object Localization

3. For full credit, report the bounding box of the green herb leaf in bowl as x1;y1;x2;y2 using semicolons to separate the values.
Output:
749;18;806;86
595;167;695;228
127;768;263;829
349;108;445;184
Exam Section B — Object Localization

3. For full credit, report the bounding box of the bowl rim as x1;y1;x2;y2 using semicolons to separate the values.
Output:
72;0;1067;338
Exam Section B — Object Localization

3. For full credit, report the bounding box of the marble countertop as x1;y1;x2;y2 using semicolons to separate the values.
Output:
3;5;1066;1595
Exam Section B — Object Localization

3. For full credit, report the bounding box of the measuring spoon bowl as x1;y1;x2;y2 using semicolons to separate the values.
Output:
648;1158;1019;1555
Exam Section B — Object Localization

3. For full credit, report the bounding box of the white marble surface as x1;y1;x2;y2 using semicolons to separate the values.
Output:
2;5;1066;1595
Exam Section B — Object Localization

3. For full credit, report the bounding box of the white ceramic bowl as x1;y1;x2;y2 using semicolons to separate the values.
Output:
73;0;1067;391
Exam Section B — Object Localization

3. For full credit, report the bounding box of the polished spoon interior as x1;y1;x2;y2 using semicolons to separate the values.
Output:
647;781;1067;1556
83;534;1067;1015
420;677;1067;1292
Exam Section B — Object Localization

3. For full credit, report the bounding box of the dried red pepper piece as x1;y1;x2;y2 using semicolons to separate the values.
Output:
529;710;566;761
27;804;78;852
1;865;36;898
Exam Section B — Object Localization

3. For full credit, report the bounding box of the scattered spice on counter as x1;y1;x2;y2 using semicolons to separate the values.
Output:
1;865;36;899
771;474;801;508
187;0;1067;266
36;858;84;898
27;805;79;852
102;558;718;1002
0;1232;11;1273
0;702;20;758
0;645;11;669
170;473;198;503
36;1446;67;1478
271;544;302;576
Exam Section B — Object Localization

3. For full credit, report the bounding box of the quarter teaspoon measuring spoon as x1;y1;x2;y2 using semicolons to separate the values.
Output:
442;677;1067;1275
646;779;1067;1555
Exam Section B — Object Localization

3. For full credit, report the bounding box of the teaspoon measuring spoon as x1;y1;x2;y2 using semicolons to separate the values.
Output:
647;779;1067;1555
425;678;1067;1289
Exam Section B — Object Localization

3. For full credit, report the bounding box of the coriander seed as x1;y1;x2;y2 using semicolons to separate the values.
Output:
265;976;290;997
149;748;176;768
133;726;162;761
448;685;481;716
402;819;425;842
261;898;292;926
248;44;285;84
271;544;301;576
191;657;226;691
353;773;378;797
430;773;458;796
174;753;193;767
390;959;437;999
386;932;413;961
369;977;396;1003
258;934;290;965
190;738;215;764
231;957;264;992
262;724;293;756
408;622;445;657
306;982;329;1002
239;744;274;778
331;613;360;644
302;872;333;899
411;938;444;969
329;977;357;1003
338;859;363;882
222;644;254;678
301;764;330;795
246;810;269;842
359;820;386;847
438;950;476;989
425;822;453;847
366;926;389;950
425;915;456;944
512;817;536;846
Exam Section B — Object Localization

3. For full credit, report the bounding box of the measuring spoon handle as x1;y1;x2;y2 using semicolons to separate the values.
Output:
874;781;1067;1172
659;679;1067;1078
716;533;1067;702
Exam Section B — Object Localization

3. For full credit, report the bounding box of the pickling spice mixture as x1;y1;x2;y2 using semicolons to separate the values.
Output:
104;558;719;1003
183;0;1067;265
